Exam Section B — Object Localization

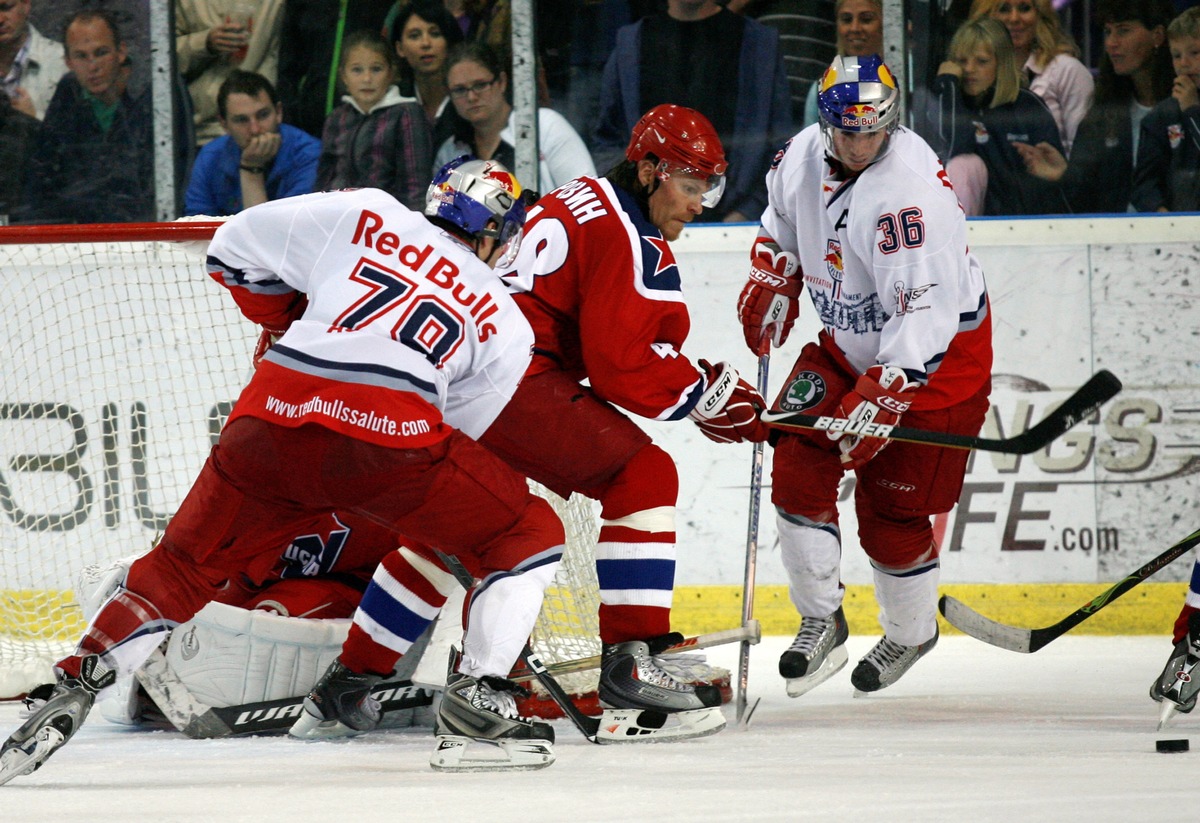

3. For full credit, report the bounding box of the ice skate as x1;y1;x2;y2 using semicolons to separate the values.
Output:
595;635;725;743
430;672;554;772
289;660;382;740
1150;612;1200;730
0;656;114;787
779;607;849;698
851;626;939;694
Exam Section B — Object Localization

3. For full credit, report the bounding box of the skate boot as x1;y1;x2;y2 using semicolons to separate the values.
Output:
289;659;383;740
779;606;849;698
851;626;939;693
430;672;554;772
0;655;115;786
596;634;726;743
1150;611;1200;729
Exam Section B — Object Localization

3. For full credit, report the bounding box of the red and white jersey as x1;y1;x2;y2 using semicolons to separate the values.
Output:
760;126;992;409
207;188;533;445
498;176;705;421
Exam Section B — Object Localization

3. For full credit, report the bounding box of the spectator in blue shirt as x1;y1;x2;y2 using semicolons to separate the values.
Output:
184;70;320;216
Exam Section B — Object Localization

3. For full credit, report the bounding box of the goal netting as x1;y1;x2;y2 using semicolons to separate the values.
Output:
0;222;601;701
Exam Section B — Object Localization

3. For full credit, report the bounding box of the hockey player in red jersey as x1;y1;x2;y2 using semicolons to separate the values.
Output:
738;55;993;697
305;104;769;744
0;157;566;783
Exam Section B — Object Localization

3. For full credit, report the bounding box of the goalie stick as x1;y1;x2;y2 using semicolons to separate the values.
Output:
940;526;1200;653
761;369;1122;454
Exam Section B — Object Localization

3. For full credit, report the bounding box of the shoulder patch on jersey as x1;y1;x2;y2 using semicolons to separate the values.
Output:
894;282;936;315
771;138;792;170
778;370;827;412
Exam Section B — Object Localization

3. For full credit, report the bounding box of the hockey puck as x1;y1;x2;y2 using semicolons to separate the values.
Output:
1156;739;1189;753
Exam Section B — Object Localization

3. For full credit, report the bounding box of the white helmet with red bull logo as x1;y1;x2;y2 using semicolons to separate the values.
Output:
816;54;901;165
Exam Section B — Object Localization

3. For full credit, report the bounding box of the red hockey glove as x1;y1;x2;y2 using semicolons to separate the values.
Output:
828;365;920;470
736;247;802;356
688;360;769;444
251;296;308;368
252;327;280;368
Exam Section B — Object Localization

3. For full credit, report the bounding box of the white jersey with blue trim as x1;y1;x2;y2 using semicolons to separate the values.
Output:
207;188;533;440
759;124;990;399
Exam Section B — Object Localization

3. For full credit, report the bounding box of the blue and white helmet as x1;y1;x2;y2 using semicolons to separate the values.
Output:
425;156;527;266
816;54;901;163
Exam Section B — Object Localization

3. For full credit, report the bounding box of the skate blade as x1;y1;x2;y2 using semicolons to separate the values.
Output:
1158;698;1179;732
287;709;366;741
429;735;554;772
0;726;66;787
595;706;726;744
785;647;848;698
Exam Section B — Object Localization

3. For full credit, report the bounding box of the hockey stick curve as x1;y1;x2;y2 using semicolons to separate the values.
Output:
940;526;1200;653
761;369;1122;454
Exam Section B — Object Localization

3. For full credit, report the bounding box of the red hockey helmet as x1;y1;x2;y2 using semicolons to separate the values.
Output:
625;104;728;207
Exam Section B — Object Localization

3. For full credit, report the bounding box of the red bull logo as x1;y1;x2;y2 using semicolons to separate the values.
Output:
483;168;521;197
840;103;879;129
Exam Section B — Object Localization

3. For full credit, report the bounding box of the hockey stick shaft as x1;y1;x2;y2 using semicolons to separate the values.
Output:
736;354;769;726
509;623;762;684
762;369;1122;454
940;526;1200;653
519;643;601;742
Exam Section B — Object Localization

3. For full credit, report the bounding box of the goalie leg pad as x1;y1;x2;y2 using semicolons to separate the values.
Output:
595;705;726;744
429;736;555;772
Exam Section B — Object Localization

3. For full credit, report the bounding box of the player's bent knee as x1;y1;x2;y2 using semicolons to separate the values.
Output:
596;443;679;517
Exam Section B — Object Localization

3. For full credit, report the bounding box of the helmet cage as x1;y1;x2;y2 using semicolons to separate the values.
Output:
426;156;527;266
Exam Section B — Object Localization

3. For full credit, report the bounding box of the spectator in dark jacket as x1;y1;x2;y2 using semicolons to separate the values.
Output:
16;9;154;224
0;90;38;219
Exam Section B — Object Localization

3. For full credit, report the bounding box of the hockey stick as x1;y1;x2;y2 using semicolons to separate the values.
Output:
507;623;761;684
761;369;1122;454
940;526;1200;653
736;353;769;727
519;643;601;743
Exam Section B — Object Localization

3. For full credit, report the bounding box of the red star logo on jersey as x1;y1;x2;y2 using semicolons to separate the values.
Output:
644;236;676;277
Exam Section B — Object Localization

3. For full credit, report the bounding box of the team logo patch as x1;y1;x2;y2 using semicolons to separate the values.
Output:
973;121;989;144
179;626;201;661
1169;123;1184;149
894;281;935;315
771;138;793;170
840;104;879;129
779;371;827;411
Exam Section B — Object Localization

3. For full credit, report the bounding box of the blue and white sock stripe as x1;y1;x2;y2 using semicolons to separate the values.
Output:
595;541;675;608
1185;559;1200;609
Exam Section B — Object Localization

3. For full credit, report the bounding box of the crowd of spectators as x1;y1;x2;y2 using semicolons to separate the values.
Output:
3;0;1200;225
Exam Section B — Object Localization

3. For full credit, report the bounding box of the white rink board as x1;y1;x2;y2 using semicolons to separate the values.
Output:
1;216;1197;591
660;215;1200;586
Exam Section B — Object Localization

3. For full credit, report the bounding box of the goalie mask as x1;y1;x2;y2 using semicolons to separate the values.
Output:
817;54;901;167
426;156;527;267
625;104;728;208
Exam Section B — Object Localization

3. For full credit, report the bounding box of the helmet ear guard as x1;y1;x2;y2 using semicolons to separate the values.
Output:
816;54;901;166
426;156;528;266
626;104;728;207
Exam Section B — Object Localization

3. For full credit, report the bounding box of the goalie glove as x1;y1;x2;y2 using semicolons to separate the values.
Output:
688;360;769;444
828;364;919;470
736;246;802;356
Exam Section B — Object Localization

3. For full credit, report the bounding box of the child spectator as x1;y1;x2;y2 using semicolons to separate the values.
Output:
316;29;432;210
970;0;1093;156
1131;6;1200;211
1014;0;1175;213
930;16;1067;215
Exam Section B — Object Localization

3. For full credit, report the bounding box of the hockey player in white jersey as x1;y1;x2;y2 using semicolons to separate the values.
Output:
738;55;993;696
0;158;565;784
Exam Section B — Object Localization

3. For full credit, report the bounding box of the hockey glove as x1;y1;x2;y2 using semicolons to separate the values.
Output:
736;247;802;356
688;360;769;444
828;365;919;470
252;327;279;368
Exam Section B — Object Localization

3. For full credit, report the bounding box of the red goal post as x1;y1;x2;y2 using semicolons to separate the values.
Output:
0;221;601;701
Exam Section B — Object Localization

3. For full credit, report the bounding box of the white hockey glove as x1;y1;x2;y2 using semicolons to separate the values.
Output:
688;360;769;444
828;364;919;470
736;246;802;356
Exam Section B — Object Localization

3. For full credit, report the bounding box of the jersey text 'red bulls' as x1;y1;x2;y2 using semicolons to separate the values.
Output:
350;209;500;341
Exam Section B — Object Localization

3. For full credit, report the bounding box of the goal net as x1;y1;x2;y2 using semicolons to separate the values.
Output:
0;222;600;701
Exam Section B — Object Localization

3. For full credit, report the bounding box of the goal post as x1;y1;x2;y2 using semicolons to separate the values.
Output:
0;221;600;700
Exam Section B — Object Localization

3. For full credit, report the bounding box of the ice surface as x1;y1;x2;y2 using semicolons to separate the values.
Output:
1;635;1192;822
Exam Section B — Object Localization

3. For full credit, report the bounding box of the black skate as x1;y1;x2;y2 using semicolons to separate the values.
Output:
430;672;554;771
1151;612;1200;729
851;626;939;693
289;659;382;740
596;634;725;743
0;655;115;786
779;606;849;697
